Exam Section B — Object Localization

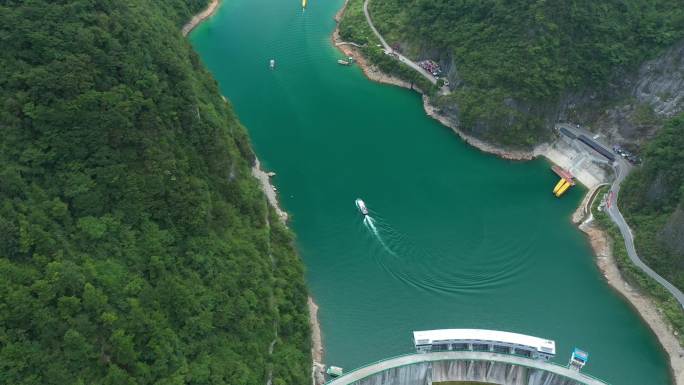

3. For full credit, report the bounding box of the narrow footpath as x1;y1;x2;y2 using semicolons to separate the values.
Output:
362;0;437;86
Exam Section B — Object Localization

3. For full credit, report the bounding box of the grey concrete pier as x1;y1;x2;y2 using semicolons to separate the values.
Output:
326;352;609;385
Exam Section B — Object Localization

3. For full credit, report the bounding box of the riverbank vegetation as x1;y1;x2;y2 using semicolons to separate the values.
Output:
357;0;684;148
591;186;684;345
0;1;310;384
620;115;684;291
338;0;435;94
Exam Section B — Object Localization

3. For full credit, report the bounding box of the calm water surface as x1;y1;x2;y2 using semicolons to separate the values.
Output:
190;1;671;383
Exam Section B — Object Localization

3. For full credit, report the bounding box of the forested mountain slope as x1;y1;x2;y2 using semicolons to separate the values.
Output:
0;1;310;384
365;0;684;147
621;114;684;290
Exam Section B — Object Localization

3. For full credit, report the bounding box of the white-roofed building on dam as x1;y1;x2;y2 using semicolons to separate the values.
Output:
413;329;556;361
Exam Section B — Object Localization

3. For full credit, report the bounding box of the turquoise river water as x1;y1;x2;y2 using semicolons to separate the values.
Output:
190;1;671;383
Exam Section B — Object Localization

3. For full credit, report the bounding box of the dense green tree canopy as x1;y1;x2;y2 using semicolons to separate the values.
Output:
0;1;310;384
621;114;684;290
365;0;684;147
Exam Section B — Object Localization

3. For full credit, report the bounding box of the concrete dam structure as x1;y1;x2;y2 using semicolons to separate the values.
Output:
326;352;609;385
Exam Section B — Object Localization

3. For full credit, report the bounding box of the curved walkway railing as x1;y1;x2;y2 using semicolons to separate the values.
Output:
325;351;610;385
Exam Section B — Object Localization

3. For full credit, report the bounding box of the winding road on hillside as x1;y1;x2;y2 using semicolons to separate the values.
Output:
362;0;437;86
558;124;684;309
607;157;684;308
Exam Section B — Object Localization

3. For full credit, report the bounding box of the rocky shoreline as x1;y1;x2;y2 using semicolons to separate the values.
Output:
182;0;220;37
309;297;326;385
251;158;289;222
250;160;329;384
252;158;327;385
184;4;323;383
251;155;328;385
333;32;414;91
577;212;684;384
332;5;534;161
332;3;683;383
421;97;536;161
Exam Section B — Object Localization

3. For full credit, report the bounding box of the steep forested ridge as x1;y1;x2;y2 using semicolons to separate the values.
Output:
362;0;684;147
0;1;310;384
621;114;684;290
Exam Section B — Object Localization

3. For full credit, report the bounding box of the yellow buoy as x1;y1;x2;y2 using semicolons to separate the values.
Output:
552;178;565;194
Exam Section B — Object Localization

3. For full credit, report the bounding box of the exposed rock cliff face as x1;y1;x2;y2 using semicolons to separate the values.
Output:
660;206;684;257
547;38;684;147
589;39;684;146
424;38;684;150
634;42;684;117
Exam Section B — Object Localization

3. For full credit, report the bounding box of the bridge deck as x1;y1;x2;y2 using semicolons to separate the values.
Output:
326;351;609;385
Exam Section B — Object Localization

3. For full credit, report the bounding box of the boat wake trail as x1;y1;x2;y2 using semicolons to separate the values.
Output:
356;204;532;296
364;215;397;257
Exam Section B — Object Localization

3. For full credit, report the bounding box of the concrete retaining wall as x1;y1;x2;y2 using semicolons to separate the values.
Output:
352;360;584;385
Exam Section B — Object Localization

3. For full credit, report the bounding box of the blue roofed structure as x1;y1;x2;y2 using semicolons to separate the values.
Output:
569;348;589;371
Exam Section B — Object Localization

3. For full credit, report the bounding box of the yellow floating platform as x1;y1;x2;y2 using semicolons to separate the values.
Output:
555;180;571;197
552;179;566;194
551;166;575;198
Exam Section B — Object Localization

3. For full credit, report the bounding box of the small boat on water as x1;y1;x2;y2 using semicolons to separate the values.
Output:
337;59;350;66
355;198;368;215
269;59;275;69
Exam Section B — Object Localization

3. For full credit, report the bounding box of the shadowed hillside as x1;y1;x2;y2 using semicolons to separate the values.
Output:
621;114;684;290
355;0;684;147
0;1;310;384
